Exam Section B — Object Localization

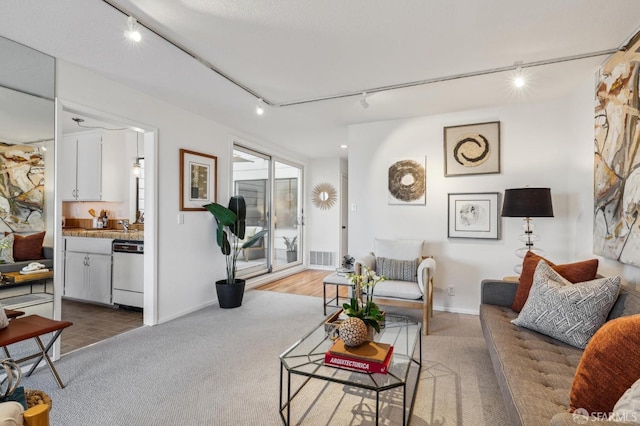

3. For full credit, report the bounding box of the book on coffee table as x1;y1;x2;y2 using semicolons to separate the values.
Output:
324;339;394;374
325;345;394;374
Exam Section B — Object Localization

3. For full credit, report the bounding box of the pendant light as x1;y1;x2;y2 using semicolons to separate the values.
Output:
132;133;142;177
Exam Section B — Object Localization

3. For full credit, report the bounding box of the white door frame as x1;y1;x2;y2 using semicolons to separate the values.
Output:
53;99;158;357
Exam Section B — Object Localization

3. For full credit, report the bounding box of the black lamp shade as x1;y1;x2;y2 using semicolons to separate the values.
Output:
501;188;554;218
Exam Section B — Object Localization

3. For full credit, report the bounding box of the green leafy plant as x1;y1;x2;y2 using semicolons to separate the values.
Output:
204;196;268;284
283;236;297;252
343;265;386;332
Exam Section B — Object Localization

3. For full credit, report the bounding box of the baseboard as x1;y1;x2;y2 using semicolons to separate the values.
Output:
433;305;479;316
157;300;217;324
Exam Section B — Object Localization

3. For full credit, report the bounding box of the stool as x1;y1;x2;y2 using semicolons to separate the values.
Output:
0;315;73;388
322;273;355;315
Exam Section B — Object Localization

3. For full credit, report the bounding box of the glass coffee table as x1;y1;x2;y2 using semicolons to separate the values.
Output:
279;314;421;425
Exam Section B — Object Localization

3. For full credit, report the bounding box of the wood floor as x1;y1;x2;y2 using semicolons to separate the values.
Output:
256;269;349;298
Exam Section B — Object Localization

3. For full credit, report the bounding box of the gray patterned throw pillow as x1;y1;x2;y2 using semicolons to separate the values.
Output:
511;261;620;349
376;257;418;282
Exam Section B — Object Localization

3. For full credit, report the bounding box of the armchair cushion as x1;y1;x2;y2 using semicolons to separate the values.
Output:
376;257;418;282
373;280;422;300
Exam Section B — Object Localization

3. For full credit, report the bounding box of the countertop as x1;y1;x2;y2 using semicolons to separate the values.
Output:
62;228;144;241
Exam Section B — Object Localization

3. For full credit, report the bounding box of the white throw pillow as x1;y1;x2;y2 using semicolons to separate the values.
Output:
511;261;620;348
611;378;640;424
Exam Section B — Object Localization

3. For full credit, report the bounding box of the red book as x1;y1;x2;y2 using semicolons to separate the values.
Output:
324;346;394;374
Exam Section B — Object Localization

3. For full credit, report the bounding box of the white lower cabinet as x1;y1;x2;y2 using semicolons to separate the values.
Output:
63;237;112;305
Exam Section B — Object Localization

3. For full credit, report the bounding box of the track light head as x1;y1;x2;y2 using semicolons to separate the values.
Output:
256;98;265;115
360;92;369;109
125;16;142;42
513;61;525;88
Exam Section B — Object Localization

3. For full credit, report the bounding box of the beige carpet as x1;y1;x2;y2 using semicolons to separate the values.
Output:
21;291;508;425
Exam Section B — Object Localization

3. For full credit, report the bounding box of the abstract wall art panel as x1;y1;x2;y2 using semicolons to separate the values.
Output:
594;31;640;266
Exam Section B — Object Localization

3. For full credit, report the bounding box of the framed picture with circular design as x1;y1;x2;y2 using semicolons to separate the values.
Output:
444;121;500;177
388;157;426;205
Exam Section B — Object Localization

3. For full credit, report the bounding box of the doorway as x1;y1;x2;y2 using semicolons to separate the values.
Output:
54;100;157;355
232;145;303;278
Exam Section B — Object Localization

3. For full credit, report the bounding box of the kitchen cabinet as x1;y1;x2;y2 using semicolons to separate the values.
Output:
63;237;112;305
61;130;128;201
61;131;102;201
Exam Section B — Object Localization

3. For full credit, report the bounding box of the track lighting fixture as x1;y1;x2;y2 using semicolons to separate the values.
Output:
360;92;369;109
256;98;265;115
125;16;142;42
513;61;525;88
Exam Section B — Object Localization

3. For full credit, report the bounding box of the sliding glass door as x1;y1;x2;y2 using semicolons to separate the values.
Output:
232;146;303;278
273;161;302;269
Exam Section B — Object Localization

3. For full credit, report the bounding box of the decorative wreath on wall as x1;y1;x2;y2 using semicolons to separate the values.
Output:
311;182;337;210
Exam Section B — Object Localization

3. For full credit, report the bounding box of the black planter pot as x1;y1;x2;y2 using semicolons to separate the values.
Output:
215;279;246;309
286;251;297;263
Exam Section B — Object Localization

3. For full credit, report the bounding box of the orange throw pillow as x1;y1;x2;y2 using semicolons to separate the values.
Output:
511;252;598;312
570;315;640;414
13;232;46;261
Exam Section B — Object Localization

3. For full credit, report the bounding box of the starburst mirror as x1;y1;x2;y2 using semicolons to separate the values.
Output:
311;182;337;210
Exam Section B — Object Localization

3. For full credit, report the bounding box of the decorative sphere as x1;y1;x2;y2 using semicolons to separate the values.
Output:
338;317;368;347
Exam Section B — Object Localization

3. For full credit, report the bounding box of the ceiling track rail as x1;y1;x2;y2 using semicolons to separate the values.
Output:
277;49;619;107
100;0;620;109
101;0;266;103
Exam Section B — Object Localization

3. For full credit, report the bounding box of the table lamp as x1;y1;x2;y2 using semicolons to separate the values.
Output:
501;187;554;273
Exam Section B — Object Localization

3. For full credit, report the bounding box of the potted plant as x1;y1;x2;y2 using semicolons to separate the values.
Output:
344;266;386;333
284;236;297;263
204;195;267;308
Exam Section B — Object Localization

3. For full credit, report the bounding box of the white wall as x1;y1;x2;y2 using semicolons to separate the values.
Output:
56;61;256;323
348;85;607;314
307;157;342;269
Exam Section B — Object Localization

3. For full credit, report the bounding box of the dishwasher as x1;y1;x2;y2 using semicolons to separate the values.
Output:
112;240;144;309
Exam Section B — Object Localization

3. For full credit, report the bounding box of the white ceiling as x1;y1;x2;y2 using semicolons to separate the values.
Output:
1;0;640;159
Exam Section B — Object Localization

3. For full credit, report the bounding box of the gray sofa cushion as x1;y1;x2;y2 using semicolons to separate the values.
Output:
481;303;582;425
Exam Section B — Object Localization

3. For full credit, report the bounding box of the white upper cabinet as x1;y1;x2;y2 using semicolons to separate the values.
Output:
61;130;128;202
62;131;102;201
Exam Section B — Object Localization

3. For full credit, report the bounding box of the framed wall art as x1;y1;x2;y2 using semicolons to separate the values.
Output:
388;157;426;205
180;149;217;211
444;121;500;177
448;192;499;239
594;30;640;267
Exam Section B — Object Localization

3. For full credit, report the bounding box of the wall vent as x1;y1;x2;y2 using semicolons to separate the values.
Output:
310;251;335;267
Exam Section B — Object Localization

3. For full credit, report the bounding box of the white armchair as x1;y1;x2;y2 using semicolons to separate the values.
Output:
355;238;436;335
